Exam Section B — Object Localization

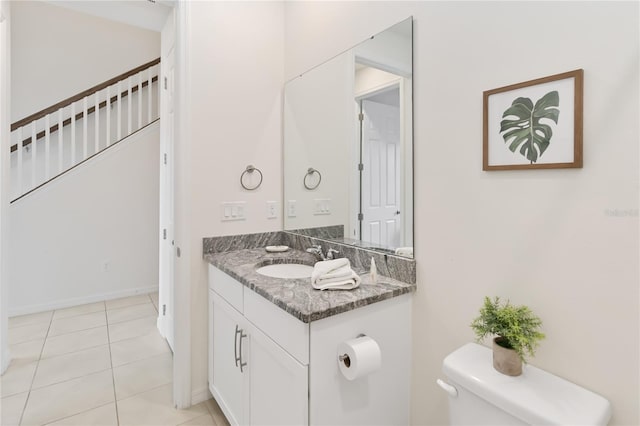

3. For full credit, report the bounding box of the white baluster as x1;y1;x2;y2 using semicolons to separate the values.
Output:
106;85;111;147
95;91;100;153
71;102;76;165
127;76;132;134
58;109;63;173
31;122;37;188
82;97;88;159
44;115;50;180
16;127;23;195
117;81;122;141
148;67;153;123
138;72;142;129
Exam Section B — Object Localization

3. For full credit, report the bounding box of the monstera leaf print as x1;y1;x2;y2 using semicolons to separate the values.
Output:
499;91;559;163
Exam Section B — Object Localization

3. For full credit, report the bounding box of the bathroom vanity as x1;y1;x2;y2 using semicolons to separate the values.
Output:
205;247;415;426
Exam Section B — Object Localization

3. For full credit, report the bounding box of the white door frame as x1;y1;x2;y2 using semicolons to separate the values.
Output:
0;0;11;375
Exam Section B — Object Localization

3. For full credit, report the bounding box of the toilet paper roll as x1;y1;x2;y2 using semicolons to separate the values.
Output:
337;335;382;381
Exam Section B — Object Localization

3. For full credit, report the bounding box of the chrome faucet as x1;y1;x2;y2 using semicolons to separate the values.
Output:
306;245;340;261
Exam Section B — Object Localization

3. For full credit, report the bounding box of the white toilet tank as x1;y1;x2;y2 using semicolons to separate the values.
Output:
439;343;612;425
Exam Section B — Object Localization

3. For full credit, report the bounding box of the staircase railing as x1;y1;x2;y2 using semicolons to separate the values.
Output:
9;58;161;202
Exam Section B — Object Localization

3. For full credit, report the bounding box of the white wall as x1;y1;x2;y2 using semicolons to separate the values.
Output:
11;0;160;122
0;0;12;374
8;122;160;315
285;2;639;425
182;1;284;400
284;51;353;232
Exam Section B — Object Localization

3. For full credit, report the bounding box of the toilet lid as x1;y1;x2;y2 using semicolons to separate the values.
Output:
442;343;612;425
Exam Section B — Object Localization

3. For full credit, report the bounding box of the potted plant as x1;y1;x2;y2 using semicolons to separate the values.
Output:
470;296;545;376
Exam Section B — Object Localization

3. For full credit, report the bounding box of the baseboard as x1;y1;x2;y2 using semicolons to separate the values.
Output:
0;347;11;375
8;285;158;316
192;386;213;405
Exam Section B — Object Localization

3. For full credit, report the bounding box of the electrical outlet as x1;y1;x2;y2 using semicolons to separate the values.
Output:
101;260;110;272
313;198;331;215
287;200;297;217
266;201;277;219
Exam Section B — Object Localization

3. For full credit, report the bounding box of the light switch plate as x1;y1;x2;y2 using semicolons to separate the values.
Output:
221;202;247;221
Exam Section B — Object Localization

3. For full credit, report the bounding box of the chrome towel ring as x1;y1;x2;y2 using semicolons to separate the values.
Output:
240;165;263;190
304;167;322;190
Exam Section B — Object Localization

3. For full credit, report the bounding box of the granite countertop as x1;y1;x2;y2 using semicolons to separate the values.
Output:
204;248;416;323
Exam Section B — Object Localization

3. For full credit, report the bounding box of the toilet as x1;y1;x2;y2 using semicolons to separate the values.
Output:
438;343;612;425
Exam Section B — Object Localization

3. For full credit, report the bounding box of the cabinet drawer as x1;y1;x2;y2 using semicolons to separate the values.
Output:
244;289;309;365
209;265;243;313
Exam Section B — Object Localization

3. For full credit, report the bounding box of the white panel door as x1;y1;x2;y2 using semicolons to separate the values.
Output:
210;292;250;426
159;9;175;350
361;97;401;248
248;321;308;425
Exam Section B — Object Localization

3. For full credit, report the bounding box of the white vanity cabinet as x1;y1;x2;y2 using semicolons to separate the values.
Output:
208;264;412;426
208;266;308;426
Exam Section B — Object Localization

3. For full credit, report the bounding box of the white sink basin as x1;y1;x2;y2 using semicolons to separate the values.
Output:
255;263;314;279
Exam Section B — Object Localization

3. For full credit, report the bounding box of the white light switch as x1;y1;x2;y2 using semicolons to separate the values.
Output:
221;202;246;221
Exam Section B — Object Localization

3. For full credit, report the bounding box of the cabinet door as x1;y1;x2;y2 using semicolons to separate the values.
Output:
248;322;308;426
210;292;250;426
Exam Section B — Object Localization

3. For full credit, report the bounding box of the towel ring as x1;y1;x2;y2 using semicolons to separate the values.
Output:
240;165;263;190
304;167;322;190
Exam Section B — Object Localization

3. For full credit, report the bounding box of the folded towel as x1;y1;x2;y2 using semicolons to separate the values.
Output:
394;247;413;256
311;259;361;291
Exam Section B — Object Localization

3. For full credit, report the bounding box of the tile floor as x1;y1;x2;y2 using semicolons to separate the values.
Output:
1;293;229;426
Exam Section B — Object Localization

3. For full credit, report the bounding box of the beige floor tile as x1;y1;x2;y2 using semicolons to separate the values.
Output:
42;326;109;359
108;315;158;343
113;352;172;400
9;311;53;329
106;294;152;311
204;398;230;426
8;322;49;345
0;359;37;398
45;402;117;426
117;384;208;426
106;303;156;325
110;332;170;367
9;338;44;363
48;311;106;337
21;370;114;426
1;391;28;426
53;302;105;320
178;413;216;426
32;345;111;389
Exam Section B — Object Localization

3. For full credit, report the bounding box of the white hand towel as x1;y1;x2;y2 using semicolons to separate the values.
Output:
311;259;361;291
394;247;413;256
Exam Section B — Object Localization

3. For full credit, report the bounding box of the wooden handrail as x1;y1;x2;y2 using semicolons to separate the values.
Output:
10;76;158;153
11;57;160;131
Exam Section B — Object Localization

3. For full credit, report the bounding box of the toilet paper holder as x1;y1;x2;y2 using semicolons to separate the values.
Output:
338;333;366;367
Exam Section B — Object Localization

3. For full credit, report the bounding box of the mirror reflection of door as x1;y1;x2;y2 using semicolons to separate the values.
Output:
359;86;401;248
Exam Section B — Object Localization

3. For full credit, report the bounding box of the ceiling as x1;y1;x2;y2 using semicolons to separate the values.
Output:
46;0;173;32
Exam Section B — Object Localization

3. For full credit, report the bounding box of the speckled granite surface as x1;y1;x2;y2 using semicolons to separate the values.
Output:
204;248;416;323
203;230;416;285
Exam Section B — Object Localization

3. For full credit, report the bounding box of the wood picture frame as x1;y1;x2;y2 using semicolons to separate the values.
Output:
483;69;583;171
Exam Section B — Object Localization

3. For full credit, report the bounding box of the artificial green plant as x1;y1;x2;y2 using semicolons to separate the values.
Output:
470;296;545;363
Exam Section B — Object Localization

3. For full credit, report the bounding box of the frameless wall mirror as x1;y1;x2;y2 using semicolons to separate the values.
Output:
284;17;413;258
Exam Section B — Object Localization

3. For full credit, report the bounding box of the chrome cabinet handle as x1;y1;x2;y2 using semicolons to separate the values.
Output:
238;329;248;373
234;325;241;367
